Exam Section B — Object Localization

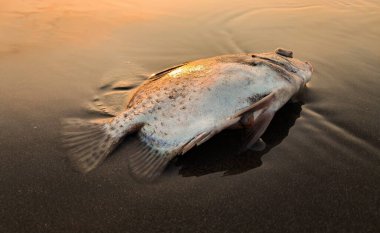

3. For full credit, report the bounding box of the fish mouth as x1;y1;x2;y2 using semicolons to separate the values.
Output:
305;61;313;72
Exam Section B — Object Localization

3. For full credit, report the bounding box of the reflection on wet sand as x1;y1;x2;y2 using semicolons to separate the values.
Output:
176;101;302;177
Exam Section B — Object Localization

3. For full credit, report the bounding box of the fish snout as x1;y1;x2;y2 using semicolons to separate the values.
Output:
305;61;313;72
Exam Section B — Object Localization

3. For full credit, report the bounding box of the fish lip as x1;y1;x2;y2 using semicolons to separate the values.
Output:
305;61;313;72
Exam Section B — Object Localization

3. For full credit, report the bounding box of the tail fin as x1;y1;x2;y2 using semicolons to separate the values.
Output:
62;118;121;173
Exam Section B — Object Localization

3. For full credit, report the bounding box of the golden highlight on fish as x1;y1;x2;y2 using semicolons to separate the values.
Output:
62;48;313;180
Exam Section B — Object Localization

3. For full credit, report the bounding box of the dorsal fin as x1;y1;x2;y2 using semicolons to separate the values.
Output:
148;62;188;81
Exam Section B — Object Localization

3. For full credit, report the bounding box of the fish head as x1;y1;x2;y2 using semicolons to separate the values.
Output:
251;48;313;85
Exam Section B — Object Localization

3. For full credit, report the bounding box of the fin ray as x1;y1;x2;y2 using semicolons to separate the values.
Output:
231;92;275;119
62;118;121;173
245;110;275;148
180;117;241;155
128;137;175;181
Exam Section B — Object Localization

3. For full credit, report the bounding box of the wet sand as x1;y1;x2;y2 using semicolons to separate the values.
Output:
0;0;379;232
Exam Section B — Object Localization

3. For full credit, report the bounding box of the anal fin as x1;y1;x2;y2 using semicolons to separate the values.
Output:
128;136;177;181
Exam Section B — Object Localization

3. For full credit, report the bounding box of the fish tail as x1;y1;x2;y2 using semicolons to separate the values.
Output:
61;118;122;173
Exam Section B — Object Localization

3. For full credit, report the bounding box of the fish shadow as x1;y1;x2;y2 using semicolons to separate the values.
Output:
173;101;303;177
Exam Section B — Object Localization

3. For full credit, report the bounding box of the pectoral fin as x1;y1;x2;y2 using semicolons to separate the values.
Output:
180;117;241;155
231;92;275;119
232;92;277;149
245;110;275;149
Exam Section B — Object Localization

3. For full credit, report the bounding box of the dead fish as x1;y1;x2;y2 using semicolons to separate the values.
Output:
62;48;313;180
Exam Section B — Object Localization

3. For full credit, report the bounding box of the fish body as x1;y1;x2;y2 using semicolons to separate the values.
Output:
63;48;313;179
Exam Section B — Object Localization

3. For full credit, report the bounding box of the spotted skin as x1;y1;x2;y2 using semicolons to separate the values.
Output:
63;49;313;178
109;52;311;146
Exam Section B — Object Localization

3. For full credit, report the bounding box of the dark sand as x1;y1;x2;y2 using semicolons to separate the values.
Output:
0;1;379;232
